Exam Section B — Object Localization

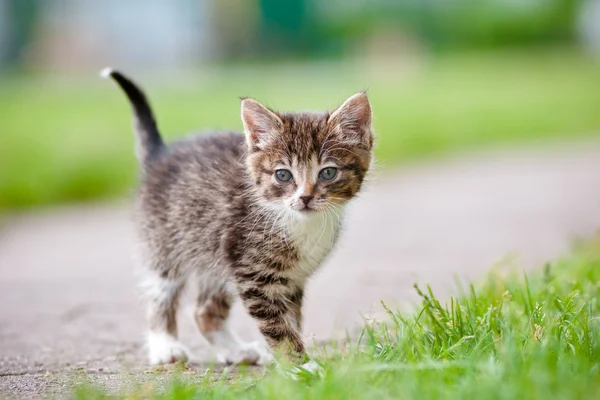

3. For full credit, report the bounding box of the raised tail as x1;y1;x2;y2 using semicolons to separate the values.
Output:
101;67;164;165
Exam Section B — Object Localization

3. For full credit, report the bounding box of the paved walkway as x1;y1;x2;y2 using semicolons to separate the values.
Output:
1;141;600;396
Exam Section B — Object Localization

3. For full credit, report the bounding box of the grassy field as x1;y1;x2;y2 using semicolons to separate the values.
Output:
2;47;600;209
75;237;600;399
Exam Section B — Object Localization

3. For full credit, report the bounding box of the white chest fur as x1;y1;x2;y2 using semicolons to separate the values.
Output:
284;210;343;283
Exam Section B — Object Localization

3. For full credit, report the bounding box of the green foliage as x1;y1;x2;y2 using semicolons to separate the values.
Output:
315;0;582;51
73;238;600;399
416;0;580;50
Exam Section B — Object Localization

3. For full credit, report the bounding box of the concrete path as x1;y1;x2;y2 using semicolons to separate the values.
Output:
1;141;600;396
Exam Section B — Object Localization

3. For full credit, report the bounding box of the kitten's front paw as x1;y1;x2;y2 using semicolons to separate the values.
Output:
147;332;190;365
223;341;273;366
286;359;324;380
300;359;323;374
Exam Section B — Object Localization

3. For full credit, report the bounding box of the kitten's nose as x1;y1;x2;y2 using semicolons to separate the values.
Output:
300;196;313;207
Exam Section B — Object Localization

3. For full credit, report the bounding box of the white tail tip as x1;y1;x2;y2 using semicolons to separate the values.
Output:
100;67;114;79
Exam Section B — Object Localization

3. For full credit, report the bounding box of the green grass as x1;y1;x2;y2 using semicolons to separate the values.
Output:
2;47;600;209
74;237;600;399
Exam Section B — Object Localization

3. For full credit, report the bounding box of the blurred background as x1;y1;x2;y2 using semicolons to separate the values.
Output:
2;1;600;386
1;0;600;210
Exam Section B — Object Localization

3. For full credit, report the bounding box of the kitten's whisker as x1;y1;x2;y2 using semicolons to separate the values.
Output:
235;206;266;226
266;208;286;254
323;203;343;224
237;147;249;164
272;135;292;157
235;201;272;225
325;146;362;159
318;130;338;160
316;197;346;209
325;207;336;247
279;209;292;250
320;136;360;159
319;136;346;154
320;154;346;166
313;210;327;250
242;208;273;251
325;196;348;201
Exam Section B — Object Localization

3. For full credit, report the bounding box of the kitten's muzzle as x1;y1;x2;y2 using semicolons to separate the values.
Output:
299;196;313;207
298;195;318;212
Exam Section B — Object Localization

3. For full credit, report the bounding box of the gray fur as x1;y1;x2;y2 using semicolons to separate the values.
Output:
106;70;374;364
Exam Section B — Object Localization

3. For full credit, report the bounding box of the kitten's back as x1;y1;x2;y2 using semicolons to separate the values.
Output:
137;132;249;264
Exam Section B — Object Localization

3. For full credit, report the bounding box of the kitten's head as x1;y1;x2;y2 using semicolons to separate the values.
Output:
241;93;373;215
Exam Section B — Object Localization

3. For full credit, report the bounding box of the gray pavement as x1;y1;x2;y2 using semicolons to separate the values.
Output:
1;140;600;396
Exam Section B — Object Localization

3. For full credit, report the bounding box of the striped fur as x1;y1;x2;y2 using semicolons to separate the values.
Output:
107;70;374;365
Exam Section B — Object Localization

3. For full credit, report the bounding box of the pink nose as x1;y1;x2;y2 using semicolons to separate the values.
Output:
300;196;313;206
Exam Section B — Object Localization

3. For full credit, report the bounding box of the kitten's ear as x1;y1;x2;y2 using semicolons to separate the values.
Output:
328;92;373;148
241;98;283;150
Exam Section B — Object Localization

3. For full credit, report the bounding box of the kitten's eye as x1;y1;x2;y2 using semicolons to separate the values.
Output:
319;167;338;181
275;169;293;183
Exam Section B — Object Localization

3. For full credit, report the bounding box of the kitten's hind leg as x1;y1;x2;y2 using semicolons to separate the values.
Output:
194;284;272;365
142;271;189;365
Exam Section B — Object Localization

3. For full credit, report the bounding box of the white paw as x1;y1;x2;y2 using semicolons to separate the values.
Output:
221;341;273;366
300;359;322;374
286;359;324;380
147;332;190;365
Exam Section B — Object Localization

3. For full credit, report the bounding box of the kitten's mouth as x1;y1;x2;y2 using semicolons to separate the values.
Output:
296;205;320;214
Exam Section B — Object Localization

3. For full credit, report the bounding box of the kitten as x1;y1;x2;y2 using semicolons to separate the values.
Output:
102;68;374;366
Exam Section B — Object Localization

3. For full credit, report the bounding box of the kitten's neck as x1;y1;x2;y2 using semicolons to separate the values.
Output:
281;206;344;281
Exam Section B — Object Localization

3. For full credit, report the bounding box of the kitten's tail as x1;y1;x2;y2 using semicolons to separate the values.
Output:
101;67;164;165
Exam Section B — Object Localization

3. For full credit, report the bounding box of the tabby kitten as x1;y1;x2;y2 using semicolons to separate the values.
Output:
103;68;374;366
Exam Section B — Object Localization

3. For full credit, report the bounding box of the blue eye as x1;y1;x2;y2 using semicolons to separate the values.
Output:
275;169;293;183
319;167;338;181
